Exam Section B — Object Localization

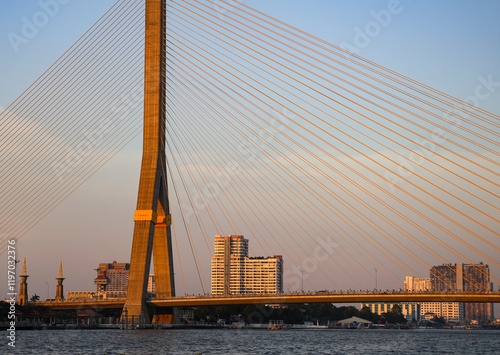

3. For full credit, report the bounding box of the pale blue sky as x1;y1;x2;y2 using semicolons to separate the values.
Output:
2;0;500;107
1;1;499;302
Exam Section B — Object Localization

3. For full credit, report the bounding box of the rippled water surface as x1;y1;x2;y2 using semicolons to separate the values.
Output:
6;328;500;354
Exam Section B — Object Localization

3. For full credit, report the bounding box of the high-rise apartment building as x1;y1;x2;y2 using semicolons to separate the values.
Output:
211;235;283;295
430;263;493;321
430;263;492;292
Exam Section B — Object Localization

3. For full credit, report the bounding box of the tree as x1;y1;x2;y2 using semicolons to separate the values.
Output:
30;294;40;302
358;306;381;323
329;305;343;321
278;304;304;324
214;306;231;322
342;306;358;319
382;304;407;324
431;316;446;325
0;301;10;320
242;304;274;324
194;306;214;322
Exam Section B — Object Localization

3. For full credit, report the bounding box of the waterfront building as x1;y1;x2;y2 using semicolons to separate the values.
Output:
66;291;97;300
421;302;464;323
211;235;283;295
360;302;421;321
93;261;155;296
404;274;465;323
430;263;493;321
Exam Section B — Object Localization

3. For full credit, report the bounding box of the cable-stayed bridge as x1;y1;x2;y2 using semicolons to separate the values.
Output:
39;290;500;311
1;0;499;323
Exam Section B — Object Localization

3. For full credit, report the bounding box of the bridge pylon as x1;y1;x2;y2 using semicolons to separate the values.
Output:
121;0;176;325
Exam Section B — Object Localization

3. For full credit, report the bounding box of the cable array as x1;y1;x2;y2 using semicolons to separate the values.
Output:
162;0;499;291
1;0;498;293
0;0;146;253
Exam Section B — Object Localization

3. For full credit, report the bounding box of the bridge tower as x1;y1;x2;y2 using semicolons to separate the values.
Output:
121;0;175;325
55;261;65;301
19;258;29;306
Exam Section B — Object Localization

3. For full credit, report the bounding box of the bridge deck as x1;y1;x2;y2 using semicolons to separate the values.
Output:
36;291;500;310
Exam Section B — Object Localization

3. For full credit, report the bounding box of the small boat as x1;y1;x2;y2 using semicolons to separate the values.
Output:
268;320;283;329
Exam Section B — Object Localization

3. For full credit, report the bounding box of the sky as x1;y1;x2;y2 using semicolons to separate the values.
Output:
1;0;499;307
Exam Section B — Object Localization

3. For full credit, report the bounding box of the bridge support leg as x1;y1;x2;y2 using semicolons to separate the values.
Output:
152;187;177;324
152;307;178;325
121;0;173;326
122;220;156;325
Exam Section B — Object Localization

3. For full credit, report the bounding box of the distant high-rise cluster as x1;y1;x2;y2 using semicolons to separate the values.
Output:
430;263;492;292
430;262;493;322
362;262;494;323
211;235;283;295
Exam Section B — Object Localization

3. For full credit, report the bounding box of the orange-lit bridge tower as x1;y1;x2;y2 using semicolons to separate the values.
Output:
121;0;176;325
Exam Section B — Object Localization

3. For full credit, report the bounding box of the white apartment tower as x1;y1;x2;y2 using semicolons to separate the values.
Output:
211;235;283;295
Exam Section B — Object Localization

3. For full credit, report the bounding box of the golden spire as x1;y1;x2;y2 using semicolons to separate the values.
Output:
21;257;28;276
57;260;64;279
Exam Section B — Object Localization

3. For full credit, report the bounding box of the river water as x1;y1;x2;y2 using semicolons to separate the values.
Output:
5;328;500;354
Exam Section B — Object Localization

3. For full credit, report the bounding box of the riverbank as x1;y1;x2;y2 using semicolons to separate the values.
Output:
2;323;499;331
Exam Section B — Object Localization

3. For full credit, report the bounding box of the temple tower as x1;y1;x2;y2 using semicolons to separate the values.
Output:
55;261;65;301
19;258;29;306
122;0;175;325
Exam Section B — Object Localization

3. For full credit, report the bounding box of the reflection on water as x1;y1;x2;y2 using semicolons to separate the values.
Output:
6;328;500;354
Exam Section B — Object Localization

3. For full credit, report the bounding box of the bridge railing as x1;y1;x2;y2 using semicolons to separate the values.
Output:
147;289;498;301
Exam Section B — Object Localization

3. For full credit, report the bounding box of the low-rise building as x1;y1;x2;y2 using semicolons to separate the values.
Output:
421;302;464;323
360;302;421;321
66;291;97;300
